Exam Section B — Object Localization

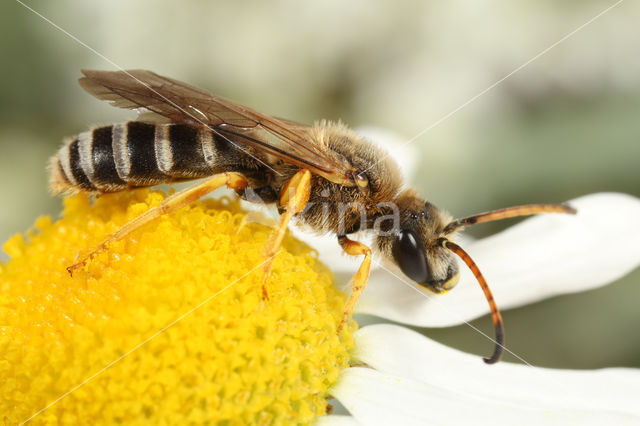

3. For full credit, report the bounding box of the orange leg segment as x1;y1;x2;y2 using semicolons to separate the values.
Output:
67;172;248;276
261;169;312;297
337;236;372;332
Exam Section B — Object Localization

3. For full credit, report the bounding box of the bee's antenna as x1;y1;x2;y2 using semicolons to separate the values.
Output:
443;204;577;234
438;238;504;364
438;203;577;362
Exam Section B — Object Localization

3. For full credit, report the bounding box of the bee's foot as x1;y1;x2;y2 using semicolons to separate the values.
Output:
66;261;86;277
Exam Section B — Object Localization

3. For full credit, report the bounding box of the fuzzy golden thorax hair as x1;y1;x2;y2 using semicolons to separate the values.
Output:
293;121;405;235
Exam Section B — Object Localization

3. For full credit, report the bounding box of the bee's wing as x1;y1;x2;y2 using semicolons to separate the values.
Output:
79;69;356;185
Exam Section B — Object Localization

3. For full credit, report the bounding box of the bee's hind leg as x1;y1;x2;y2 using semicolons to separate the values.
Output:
261;169;312;298
337;236;372;333
66;172;248;276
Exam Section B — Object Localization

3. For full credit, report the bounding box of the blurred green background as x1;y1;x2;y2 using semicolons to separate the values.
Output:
1;0;638;369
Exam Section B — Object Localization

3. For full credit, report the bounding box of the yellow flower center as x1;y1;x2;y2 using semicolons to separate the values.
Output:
0;190;355;424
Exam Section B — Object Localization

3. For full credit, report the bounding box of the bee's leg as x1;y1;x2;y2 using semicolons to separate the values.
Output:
337;235;372;332
67;172;248;276
261;169;312;297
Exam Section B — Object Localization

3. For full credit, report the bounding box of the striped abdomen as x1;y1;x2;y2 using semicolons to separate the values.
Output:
50;121;236;193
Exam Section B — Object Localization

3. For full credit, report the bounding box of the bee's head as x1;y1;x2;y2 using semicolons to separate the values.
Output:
377;188;576;364
377;188;460;294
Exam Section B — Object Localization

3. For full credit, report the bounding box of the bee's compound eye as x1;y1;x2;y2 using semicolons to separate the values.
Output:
392;230;429;283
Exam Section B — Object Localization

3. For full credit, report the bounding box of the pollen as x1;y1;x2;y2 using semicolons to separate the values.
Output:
0;190;356;424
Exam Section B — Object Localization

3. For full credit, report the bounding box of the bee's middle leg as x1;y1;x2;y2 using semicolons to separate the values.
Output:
261;169;312;297
337;235;372;332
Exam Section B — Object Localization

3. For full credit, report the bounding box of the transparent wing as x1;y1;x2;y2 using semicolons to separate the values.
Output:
79;69;356;185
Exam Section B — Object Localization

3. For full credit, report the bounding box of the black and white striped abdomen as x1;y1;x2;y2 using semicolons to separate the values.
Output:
49;121;235;193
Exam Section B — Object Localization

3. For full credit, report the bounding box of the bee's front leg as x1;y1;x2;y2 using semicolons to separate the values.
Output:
261;169;312;298
66;172;248;276
337;236;372;332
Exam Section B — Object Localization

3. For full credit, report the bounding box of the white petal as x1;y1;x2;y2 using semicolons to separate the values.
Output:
314;415;361;426
331;367;638;426
344;324;640;423
356;193;640;326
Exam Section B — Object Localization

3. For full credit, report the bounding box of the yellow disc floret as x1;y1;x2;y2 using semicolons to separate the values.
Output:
0;190;355;425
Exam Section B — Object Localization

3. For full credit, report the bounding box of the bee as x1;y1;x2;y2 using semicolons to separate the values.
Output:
50;69;576;363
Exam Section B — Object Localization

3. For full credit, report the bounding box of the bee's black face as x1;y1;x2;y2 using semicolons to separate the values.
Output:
392;229;460;293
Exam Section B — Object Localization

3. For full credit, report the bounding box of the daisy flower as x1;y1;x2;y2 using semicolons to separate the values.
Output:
1;131;638;425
